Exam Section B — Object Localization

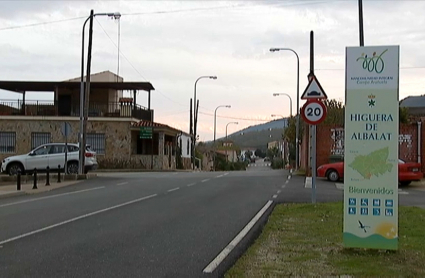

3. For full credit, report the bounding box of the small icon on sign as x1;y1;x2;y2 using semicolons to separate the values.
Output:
385;199;393;207
349;207;356;215
349;198;356;206
307;91;321;96
373;199;381;206
385;209;394;216
358;220;370;233
361;208;368;215
373;208;381;216
361;198;368;206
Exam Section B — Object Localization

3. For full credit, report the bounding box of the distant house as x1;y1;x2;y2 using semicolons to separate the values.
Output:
400;95;425;116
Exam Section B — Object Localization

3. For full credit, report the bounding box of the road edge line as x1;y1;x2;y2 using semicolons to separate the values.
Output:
202;200;273;274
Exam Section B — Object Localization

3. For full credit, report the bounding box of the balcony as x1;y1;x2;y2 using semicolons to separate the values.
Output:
0;99;153;121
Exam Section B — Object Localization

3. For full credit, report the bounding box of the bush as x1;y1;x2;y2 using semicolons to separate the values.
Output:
271;158;284;169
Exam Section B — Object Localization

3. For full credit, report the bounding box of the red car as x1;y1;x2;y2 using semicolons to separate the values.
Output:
317;159;423;186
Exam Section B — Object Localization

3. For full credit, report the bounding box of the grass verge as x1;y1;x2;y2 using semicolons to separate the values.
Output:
226;202;425;277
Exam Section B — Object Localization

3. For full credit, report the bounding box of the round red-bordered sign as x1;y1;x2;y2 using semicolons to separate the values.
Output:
301;99;327;125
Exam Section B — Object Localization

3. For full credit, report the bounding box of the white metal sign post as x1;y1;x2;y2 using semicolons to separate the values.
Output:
301;95;327;203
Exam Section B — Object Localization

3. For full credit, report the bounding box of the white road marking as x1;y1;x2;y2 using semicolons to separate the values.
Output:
223;173;229;176
0;194;157;246
285;180;289;184
116;182;128;186
335;183;344;190
201;179;210;183
288;176;291;180
272;194;278;199
305;177;312;188
203;200;273;273
277;190;281;194
187;183;196;187
216;175;224;178
0;187;105;208
167;187;180;192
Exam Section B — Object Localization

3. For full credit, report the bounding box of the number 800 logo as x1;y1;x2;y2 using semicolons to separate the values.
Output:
301;100;327;125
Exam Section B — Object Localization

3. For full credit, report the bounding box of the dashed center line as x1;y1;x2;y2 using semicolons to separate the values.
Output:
187;183;196;187
216;175;224;178
272;194;278;199
167;187;180;192
223;173;229;176
288;176;291;180
277;190;281;194
285;180;289;184
201;179;210;183
116;182;128;186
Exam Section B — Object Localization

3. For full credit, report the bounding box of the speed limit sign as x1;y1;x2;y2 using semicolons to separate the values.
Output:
301;99;327;125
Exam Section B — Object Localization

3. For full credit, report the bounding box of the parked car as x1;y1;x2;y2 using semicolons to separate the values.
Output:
317;159;423;186
1;143;98;175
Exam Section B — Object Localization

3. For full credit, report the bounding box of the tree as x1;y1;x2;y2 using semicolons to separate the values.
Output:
323;99;345;125
255;149;265;158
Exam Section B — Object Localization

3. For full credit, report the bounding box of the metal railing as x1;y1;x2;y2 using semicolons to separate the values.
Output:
0;99;152;121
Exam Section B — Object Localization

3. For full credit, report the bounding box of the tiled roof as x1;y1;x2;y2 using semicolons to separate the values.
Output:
131;120;188;135
400;95;425;108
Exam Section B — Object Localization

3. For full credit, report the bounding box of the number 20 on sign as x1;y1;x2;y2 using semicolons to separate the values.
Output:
301;99;327;125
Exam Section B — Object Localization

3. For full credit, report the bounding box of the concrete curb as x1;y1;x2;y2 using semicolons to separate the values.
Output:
0;191;26;199
0;173;97;185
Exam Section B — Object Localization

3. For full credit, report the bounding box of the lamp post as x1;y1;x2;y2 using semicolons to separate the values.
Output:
213;105;231;171
270;47;300;170
273;93;293;117
192;75;217;170
225;122;238;163
79;10;121;175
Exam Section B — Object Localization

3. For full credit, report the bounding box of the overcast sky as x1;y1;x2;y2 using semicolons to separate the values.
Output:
0;0;424;141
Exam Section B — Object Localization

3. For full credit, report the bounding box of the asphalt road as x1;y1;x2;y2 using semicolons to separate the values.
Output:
0;160;288;278
1;160;423;277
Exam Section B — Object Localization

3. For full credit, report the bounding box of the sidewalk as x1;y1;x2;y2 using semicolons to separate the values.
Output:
0;175;95;199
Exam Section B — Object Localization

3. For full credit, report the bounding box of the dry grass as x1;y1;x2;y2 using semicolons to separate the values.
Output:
226;202;425;277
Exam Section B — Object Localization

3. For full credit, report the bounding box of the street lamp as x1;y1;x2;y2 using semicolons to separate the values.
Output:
79;10;121;174
225;122;238;162
270;47;300;170
213;105;231;171
273;93;293;117
192;75;217;170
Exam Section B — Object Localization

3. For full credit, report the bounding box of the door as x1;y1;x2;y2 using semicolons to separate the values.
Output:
47;144;66;170
58;94;72;116
25;145;51;171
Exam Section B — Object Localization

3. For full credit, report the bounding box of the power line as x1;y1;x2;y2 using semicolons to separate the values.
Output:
198;111;271;122
95;19;188;108
0;16;86;31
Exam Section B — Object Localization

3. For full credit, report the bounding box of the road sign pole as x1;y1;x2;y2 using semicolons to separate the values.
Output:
312;124;316;204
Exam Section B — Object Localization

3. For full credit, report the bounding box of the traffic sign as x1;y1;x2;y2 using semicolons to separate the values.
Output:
301;99;327;125
301;75;328;100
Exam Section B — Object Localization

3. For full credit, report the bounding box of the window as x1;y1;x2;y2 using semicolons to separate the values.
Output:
31;132;51;150
33;145;50;155
187;139;190;155
0;132;16;153
49;145;66;154
86;133;105;154
68;145;79;152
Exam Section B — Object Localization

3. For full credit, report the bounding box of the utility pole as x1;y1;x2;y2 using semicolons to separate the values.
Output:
82;9;94;173
358;0;364;46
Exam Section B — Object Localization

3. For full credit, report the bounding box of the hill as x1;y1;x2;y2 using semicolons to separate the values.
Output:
214;118;289;151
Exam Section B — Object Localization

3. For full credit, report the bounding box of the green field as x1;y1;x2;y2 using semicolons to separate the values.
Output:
226;202;425;277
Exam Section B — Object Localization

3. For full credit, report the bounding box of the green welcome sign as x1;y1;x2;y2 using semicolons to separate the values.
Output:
344;45;399;250
139;127;153;139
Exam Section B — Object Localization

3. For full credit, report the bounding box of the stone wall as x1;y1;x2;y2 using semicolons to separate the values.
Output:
0;117;132;164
